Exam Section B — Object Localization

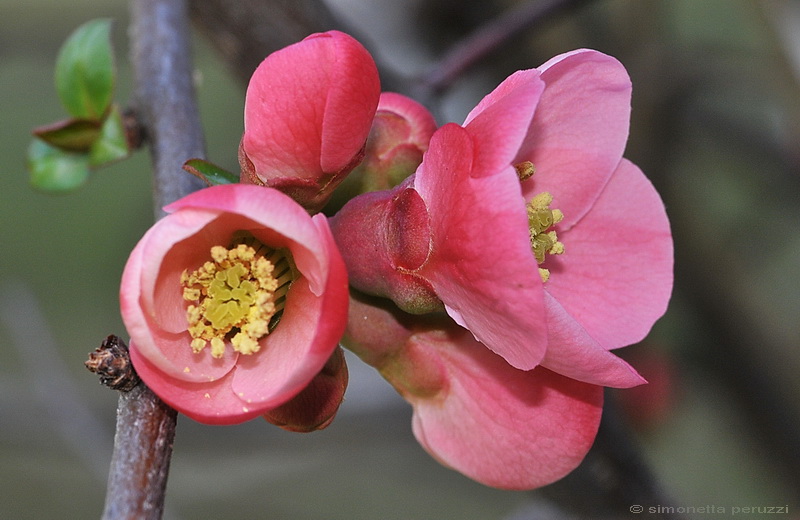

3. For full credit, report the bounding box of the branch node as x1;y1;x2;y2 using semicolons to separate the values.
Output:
86;334;141;392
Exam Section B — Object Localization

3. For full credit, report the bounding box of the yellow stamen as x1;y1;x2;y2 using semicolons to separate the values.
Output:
517;162;565;282
180;237;293;358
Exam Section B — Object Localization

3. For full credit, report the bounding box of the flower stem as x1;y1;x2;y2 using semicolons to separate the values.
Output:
94;0;206;518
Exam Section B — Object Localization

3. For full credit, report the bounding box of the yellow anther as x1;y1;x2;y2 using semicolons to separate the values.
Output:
526;191;565;282
181;239;293;358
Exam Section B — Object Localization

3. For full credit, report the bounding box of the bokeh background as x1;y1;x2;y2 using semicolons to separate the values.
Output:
2;0;798;518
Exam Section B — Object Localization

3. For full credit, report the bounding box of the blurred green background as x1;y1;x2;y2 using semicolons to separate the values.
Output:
2;0;798;518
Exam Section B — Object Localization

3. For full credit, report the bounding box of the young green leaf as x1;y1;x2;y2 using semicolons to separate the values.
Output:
89;104;130;166
183;158;239;186
28;139;91;192
55;18;115;121
33;118;101;152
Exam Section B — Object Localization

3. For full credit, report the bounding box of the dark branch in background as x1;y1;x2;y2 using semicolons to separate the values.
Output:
413;0;592;101
92;0;207;518
188;0;338;84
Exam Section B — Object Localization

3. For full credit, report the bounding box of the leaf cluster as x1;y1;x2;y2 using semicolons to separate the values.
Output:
28;19;131;192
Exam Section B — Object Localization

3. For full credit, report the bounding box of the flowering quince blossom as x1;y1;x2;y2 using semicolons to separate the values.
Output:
331;49;673;488
120;184;349;427
238;30;381;212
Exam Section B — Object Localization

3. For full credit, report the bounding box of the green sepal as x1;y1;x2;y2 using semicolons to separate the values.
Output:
28;139;91;192
55;18;115;121
89;104;130;166
183;158;239;186
32;118;102;152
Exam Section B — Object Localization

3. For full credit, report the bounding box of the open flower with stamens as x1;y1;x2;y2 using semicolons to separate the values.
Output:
332;50;673;488
332;49;673;387
120;184;349;425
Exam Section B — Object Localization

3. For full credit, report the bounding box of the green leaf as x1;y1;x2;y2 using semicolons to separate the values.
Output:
32;118;101;152
28;139;91;192
55;18;115;120
89;104;130;166
183;159;239;186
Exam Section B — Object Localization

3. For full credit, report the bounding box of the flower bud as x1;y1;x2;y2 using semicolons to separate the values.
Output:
329;93;436;210
263;347;349;432
240;31;380;212
329;178;443;315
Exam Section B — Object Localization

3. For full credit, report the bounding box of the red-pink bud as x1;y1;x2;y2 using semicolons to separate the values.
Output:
263;347;349;432
329;178;443;314
240;31;380;212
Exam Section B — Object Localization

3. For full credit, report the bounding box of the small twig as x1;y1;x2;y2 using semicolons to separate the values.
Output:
88;336;178;520
414;0;591;100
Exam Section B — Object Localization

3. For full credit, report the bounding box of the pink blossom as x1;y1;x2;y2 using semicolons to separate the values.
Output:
120;184;349;425
239;30;381;212
333;50;672;488
333;49;673;388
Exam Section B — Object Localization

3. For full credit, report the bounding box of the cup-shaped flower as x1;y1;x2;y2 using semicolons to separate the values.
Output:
344;291;603;490
120;184;349;425
331;49;673;388
239;30;381;212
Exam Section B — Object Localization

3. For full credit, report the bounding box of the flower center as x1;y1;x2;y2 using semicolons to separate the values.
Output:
180;235;294;358
516;161;565;282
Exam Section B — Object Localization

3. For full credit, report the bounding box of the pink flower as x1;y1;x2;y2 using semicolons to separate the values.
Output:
333;50;673;488
120;184;349;425
333;49;673;388
239;30;381;212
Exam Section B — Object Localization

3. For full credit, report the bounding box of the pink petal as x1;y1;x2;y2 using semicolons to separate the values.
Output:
462;69;544;175
262;346;349;432
129;342;264;425
407;328;603;490
544;159;673;352
518;49;632;229
242;31;379;179
318;31;381;173
415;124;547;370
376;92;438;149
540;292;646;388
231;217;349;407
